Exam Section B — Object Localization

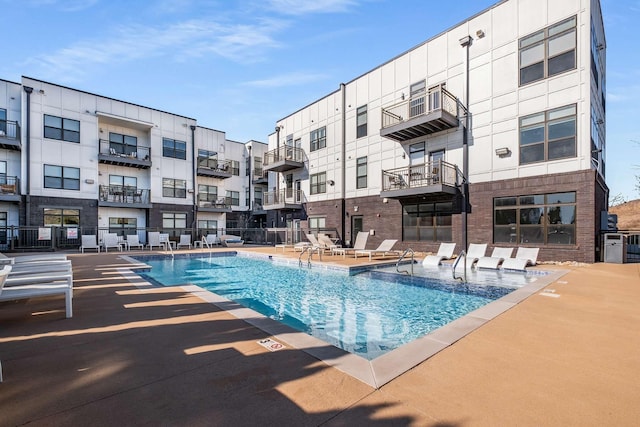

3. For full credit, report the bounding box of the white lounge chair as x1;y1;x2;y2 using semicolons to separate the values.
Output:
501;247;540;271
422;242;457;267
102;233;122;252
147;232;162;250
199;234;220;248
1;262;74;318
177;234;192;249
80;235;100;253
476;247;514;270
354;239;400;261
220;235;244;247
318;234;341;253
456;243;488;269
333;231;369;258
126;235;144;250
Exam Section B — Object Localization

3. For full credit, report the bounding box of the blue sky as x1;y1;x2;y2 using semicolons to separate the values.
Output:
1;0;638;201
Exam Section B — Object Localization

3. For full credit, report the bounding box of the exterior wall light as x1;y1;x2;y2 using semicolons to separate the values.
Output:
495;147;511;157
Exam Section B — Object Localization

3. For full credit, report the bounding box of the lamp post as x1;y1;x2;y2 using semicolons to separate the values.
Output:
459;35;472;265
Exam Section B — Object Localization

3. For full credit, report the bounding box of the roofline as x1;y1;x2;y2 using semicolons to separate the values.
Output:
275;0;508;123
22;75;198;122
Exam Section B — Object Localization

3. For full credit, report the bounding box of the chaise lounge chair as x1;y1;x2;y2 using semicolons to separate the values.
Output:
147;232;162;250
354;239;400;261
220;235;244;247
177;234;192;249
80;235;100;253
318;234;341;253
422;242;457;267
102;233;122;252
333;231;369;258
501;247;540;271
459;243;488;269
476;247;514;270
126;234;144;250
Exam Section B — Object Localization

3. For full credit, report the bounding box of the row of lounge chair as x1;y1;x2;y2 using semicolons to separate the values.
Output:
423;242;539;271
79;233;243;253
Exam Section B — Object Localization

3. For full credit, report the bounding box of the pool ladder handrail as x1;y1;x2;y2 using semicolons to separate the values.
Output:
396;248;415;275
452;250;467;282
163;239;174;258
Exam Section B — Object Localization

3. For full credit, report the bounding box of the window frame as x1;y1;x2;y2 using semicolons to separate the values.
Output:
356;105;367;138
356;156;367;189
162;178;187;198
310;172;327;195
162;212;187;230
198;184;218;203
109;132;137;156
108;217;137;236
519;16;577;86
519;104;577;165
162;137;187;160
44;114;80;143
310;126;326;152
43;208;80;227
226;190;240;206
44;165;80;190
402;202;452;242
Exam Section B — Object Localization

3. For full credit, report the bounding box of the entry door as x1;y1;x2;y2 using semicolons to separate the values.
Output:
294;180;301;203
430;150;445;183
351;215;363;247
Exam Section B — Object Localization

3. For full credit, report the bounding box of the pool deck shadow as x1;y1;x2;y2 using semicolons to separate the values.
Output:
1;247;639;425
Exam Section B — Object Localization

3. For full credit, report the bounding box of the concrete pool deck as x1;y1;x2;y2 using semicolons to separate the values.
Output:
1;247;639;425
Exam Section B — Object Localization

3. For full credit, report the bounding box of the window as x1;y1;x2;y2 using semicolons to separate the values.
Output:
198;149;218;169
409;142;425;164
162;138;186;160
198;219;218;231
356;156;367;189
245;188;250;207
110;175;137;189
229;160;240;176
43;208;79;227
0;161;6;184
310;172;326;195
198;184;218;203
163;212;187;230
44;114;80;143
309;217;326;233
520;104;576;164
519;16;576;85
494;192;576;245
162;178;186;198
44;165;80;190
356;105;367;138
310;127;326;152
254;187;263;208
109;132;137;156
245;156;250;176
0;108;6;134
226;190;240;206
0;211;6;245
402;202;452;242
254;156;263;177
410;80;426;117
109;217;137;236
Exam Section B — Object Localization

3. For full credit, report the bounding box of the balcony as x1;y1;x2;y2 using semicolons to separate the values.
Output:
0;176;20;202
380;85;460;142
252;201;266;215
252;168;268;184
197;157;233;179
98;140;152;169
263;146;305;172
380;161;461;200
98;185;151;208
198;194;232;213
0;120;21;150
263;189;305;210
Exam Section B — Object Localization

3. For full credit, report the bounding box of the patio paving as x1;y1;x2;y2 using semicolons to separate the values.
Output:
1;248;639;426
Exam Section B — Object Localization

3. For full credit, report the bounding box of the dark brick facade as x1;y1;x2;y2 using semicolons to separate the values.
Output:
303;170;607;263
148;203;194;229
23;195;98;229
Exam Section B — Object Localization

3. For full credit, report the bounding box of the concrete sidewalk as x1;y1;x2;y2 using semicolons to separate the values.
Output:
1;250;639;426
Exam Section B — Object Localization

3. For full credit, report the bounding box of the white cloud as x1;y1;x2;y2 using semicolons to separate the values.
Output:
243;71;328;88
265;0;358;15
26;17;287;81
23;0;99;11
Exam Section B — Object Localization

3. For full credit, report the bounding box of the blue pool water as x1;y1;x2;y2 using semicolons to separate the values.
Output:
136;254;522;360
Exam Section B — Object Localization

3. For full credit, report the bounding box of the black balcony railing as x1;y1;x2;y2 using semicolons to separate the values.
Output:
0;120;21;149
0;176;20;195
263;189;304;207
198;157;232;172
381;160;461;192
263;146;305;166
99;185;150;204
99;139;151;161
198;193;231;209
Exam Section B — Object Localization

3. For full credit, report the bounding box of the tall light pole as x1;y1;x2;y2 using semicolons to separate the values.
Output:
459;35;472;259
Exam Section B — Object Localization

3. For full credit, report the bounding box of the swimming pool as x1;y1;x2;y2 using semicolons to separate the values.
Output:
135;253;532;360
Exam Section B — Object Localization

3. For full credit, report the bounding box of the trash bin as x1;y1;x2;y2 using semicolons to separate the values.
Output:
603;233;627;263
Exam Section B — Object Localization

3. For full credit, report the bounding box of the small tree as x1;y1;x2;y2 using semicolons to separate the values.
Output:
610;193;627;207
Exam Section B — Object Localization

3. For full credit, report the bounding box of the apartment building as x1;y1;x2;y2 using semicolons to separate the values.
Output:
264;0;607;263
0;76;267;248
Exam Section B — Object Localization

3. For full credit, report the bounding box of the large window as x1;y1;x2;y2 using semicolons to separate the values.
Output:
0;108;6;134
109;217;137;236
43;208;80;227
109;132;137;156
162;138;186;160
230;160;240;176
162;178;186;198
309;217;326;233
356;105;367;138
44;114;80;143
519;16;576;85
163;212;187;230
520;104;576;164
44;165;80;190
226;190;240;206
198;149;218;169
310;127;326;152
310;172;326;195
494;192;576;245
198;184;218;203
402;202;452;242
198;219;218;231
0;161;6;184
356;156;367;189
